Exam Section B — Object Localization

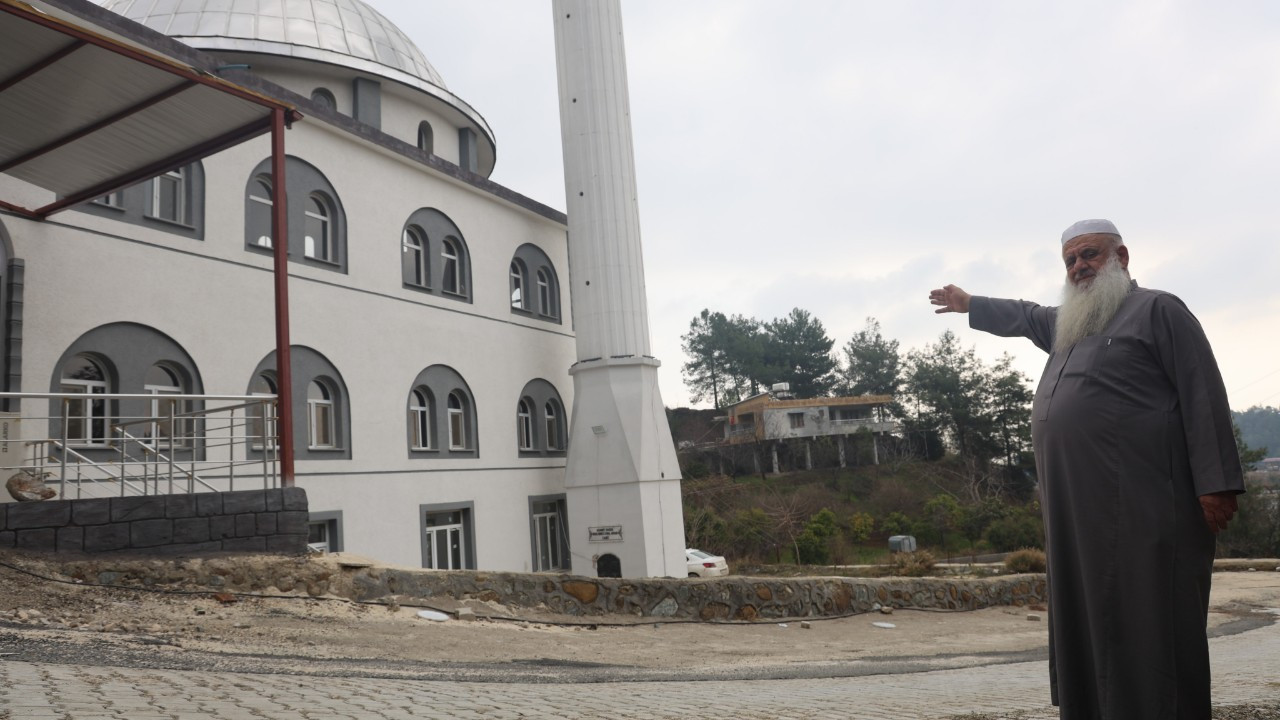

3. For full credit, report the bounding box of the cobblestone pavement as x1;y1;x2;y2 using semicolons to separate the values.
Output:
2;619;1278;719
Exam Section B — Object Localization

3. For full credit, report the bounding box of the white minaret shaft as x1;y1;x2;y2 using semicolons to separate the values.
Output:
553;0;684;579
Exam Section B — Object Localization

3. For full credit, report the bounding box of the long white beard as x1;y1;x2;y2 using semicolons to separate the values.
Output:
1054;255;1131;352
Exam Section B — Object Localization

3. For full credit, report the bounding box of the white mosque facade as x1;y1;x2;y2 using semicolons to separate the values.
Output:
0;0;594;572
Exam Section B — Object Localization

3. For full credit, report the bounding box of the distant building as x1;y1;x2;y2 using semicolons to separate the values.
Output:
721;391;897;473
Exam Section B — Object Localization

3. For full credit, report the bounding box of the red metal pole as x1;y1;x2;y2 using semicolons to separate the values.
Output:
270;107;295;486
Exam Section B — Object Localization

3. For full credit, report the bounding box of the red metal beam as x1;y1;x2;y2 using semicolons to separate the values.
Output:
0;199;39;219
0;1;291;112
0;38;85;93
270;107;295;487
33;114;273;217
0;80;197;173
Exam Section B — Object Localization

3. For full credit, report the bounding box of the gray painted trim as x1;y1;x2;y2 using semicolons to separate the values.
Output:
457;128;478;174
418;501;476;570
516;378;567;458
0;214;575;341
509;243;562;325
292;464;566;477
47;322;206;462
399;208;471;303
244;156;349;274
307;509;344;552
352;78;381;130
250;346;352;461
526;493;569;572
71;162;206;240
405;365;478;459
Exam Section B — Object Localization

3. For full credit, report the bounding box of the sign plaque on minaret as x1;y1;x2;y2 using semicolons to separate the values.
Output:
552;0;686;578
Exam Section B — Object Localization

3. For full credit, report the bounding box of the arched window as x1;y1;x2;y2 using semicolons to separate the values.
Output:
311;87;336;111
307;380;336;449
442;238;463;295
244;157;346;272
150;167;187;224
510;261;525;308
248;176;273;248
59;356;108;446
409;387;433;450
545;400;563;451
402;225;428;288
406;365;475;458
509;244;560;323
304;194;332;261
536;269;552;316
447;391;467;450
250;372;278;451
517;398;533;450
144;364;187;448
417;121;434;154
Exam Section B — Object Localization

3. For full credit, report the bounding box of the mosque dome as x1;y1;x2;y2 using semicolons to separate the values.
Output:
100;0;447;91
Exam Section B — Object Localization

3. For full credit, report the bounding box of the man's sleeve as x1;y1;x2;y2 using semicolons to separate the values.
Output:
1151;294;1246;497
968;296;1056;354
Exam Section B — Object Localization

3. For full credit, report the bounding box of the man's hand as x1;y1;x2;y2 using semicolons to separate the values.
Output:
1199;492;1238;534
930;285;971;314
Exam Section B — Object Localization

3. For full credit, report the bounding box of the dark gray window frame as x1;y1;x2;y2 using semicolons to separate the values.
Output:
509;243;561;324
516;378;567;457
310;87;337;112
307;509;344;553
244;156;348;273
248;346;351;461
48;322;206;462
417;121;434;154
527;494;570;572
73;161;205;240
419;501;476;570
406;365;477;459
398;208;471;303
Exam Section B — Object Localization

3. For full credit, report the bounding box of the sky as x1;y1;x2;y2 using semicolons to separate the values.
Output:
376;0;1280;412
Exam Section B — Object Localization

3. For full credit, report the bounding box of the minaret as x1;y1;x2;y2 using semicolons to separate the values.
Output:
552;0;685;578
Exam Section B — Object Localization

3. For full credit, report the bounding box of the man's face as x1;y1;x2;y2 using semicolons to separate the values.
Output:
1062;233;1129;287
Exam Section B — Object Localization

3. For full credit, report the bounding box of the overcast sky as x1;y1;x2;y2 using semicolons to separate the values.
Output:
378;0;1280;412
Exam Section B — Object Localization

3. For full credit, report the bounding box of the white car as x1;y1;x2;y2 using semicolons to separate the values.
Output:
686;548;729;578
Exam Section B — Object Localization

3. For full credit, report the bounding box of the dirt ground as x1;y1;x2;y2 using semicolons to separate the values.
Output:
1;553;1278;683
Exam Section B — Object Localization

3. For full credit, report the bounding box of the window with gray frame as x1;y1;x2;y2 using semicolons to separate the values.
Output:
243;156;347;273
421;504;474;570
417;121;433;154
74;162;204;240
508;244;560;323
529;496;569;572
248;347;350;460
515;379;568;456
405;365;476;458
307;510;343;554
398;208;471;302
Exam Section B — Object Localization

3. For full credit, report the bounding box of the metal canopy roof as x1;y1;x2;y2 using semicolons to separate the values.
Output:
0;0;298;218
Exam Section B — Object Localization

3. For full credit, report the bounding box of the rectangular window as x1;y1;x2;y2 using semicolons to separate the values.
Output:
449;409;466;450
146;390;190;449
151;169;186;224
309;402;334;449
60;382;108;446
789;412;805;429
307;519;340;554
532;499;569;572
424;509;469;570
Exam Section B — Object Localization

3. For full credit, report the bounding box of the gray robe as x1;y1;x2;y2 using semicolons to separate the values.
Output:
970;282;1244;720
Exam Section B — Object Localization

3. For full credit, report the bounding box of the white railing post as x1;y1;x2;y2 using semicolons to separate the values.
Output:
59;399;70;499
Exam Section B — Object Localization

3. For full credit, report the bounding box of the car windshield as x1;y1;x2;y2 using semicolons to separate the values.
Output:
688;550;712;559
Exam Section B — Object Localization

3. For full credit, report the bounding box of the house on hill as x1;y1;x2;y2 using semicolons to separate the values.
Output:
721;387;897;474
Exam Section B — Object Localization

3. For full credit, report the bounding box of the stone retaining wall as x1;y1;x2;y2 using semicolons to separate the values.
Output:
0;488;309;556
36;554;1047;621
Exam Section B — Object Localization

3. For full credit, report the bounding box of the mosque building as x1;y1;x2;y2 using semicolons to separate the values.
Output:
0;0;631;573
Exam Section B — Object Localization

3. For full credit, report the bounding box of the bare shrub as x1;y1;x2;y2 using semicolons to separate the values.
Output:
1003;547;1047;574
888;549;936;577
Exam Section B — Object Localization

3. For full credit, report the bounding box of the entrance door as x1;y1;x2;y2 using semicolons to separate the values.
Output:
423;510;466;570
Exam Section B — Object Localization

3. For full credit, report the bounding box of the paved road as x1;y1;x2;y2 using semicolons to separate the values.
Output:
3;619;1278;720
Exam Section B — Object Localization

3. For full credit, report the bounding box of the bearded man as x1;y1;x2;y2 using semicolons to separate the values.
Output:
929;219;1244;720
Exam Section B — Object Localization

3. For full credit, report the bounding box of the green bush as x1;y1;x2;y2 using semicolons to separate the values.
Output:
985;513;1043;551
1004;548;1047;573
794;528;829;564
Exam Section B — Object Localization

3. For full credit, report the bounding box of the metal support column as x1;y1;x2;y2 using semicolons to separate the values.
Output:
269;108;295;486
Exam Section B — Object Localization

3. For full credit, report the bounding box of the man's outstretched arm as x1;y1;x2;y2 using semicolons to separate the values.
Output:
929;284;1055;353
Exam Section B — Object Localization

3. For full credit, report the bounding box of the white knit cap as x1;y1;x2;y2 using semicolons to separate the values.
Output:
1061;219;1121;246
